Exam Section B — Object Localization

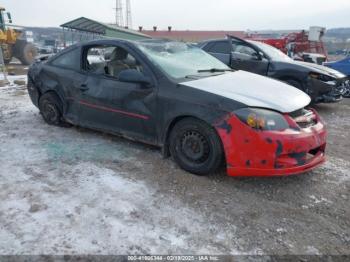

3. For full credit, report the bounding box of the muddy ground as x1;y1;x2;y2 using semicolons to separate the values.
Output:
0;66;349;255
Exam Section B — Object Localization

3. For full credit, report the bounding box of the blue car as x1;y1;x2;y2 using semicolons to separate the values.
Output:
324;56;350;76
324;56;350;97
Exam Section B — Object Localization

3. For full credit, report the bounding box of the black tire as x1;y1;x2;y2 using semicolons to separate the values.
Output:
4;58;12;64
169;118;224;176
13;40;37;65
285;79;302;90
39;92;64;126
284;79;315;103
1;44;13;64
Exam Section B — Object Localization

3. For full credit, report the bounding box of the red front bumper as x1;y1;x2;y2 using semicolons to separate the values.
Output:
215;111;327;177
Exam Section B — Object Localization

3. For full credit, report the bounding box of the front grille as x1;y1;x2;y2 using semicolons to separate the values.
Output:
289;108;307;118
289;109;317;129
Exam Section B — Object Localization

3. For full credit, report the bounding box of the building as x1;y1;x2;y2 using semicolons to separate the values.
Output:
61;18;245;43
61;17;151;42
140;27;245;42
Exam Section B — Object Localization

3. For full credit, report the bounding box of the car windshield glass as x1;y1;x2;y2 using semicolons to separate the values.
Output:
249;40;293;61
136;41;230;79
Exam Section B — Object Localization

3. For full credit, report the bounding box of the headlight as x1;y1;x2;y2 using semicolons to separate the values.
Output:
234;108;289;131
309;72;335;83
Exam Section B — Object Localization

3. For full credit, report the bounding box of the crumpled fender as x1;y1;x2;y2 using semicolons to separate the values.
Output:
214;111;327;177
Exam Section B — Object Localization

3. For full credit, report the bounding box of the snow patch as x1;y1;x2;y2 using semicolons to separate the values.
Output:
0;162;243;255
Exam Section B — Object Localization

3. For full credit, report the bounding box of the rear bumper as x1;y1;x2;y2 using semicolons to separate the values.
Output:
215;111;327;177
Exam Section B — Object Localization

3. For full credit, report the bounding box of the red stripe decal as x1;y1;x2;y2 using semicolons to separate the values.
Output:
79;100;149;120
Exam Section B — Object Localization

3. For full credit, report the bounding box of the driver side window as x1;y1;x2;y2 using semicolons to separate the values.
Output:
84;45;144;79
233;44;258;57
208;41;231;54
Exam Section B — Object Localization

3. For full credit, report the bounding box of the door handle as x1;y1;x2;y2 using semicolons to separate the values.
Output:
79;84;89;91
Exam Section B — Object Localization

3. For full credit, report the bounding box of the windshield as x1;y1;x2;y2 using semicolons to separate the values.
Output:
248;40;293;62
136;41;230;79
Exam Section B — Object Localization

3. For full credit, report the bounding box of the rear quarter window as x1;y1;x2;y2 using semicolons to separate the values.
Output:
51;47;81;71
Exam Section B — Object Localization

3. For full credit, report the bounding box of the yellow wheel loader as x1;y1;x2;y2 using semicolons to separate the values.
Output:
0;6;37;65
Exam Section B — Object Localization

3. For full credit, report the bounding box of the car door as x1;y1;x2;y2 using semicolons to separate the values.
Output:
230;40;269;75
77;44;158;144
45;47;87;124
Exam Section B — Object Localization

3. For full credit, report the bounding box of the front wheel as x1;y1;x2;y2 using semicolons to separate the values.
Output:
169;118;224;176
284;79;313;98
285;79;302;90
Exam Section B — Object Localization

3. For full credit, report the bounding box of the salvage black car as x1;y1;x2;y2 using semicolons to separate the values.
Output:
27;39;327;177
199;36;348;103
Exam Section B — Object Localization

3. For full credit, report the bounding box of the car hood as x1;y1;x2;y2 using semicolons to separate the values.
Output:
294;61;346;78
182;70;311;113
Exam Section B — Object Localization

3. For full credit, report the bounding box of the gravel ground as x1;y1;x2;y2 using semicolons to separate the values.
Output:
0;71;349;255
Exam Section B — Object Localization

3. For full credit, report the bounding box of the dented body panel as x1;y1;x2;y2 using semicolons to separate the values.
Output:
183;70;310;113
215;110;327;176
28;39;327;177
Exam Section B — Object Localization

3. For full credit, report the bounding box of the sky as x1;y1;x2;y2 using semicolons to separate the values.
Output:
2;0;350;31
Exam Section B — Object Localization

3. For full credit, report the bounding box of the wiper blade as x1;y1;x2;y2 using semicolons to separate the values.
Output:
198;68;233;73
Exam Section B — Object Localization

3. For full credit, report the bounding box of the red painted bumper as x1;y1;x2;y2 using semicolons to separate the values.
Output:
216;110;327;177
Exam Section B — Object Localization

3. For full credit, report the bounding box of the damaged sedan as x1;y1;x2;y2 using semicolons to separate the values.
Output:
199;36;348;103
27;39;327;177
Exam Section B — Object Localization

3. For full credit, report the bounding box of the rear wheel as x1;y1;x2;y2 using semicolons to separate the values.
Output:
1;44;13;64
39;92;64;126
169;118;224;176
4;58;12;64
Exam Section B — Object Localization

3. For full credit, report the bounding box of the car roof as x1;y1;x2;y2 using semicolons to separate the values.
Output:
199;38;227;45
199;37;250;47
77;38;134;47
71;38;179;48
199;38;264;48
137;38;175;44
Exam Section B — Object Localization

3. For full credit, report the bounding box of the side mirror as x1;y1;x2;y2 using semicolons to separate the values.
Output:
251;53;261;61
118;69;152;86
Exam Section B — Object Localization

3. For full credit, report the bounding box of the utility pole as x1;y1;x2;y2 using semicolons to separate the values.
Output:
125;0;132;29
114;0;124;27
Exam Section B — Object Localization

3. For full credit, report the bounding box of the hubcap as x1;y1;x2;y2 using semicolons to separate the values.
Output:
43;103;57;123
180;130;210;163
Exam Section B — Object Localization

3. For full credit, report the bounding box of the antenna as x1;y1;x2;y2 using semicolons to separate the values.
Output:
114;0;124;27
125;0;132;29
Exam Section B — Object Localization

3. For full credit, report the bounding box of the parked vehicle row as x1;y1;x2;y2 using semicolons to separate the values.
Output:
28;39;329;177
198;35;349;103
